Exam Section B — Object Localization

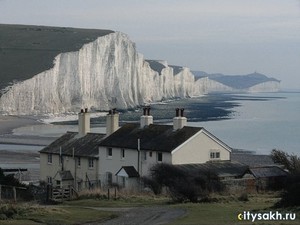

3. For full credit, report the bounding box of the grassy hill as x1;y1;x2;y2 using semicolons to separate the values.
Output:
0;24;113;91
193;71;280;89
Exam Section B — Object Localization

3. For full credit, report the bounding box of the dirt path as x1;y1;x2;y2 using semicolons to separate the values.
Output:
83;206;186;225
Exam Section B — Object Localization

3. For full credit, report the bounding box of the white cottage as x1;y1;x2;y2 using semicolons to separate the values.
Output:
40;107;232;191
39;109;105;190
98;108;232;188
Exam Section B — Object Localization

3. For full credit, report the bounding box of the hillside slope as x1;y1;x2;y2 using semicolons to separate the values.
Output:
0;24;280;115
193;71;280;90
0;24;113;91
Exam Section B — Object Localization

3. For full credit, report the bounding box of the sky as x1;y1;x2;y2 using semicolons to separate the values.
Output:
1;0;300;89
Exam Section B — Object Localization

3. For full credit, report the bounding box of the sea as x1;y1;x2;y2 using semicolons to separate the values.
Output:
198;92;300;155
1;91;299;157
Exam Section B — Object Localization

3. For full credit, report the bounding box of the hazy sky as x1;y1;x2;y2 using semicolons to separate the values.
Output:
1;0;300;89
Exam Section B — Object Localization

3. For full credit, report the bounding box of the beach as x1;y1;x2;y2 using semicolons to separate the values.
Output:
0;115;53;182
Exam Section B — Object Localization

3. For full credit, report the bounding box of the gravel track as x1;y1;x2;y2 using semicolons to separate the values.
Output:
83;206;186;225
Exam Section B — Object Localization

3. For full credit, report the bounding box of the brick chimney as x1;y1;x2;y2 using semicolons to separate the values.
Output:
106;108;119;136
173;108;187;130
140;106;153;128
78;108;90;137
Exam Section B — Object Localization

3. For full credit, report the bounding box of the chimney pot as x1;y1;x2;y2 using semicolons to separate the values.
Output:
147;106;151;116
180;108;184;117
175;108;180;117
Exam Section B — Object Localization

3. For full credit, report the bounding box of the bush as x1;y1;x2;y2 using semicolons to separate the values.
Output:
275;175;300;207
238;193;249;202
146;163;223;203
0;204;26;220
271;149;300;207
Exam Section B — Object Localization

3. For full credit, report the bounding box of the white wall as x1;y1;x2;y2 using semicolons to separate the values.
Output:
40;153;99;189
98;147;172;184
171;130;231;164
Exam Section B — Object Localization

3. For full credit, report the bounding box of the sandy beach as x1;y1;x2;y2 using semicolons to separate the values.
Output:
0;115;54;182
0;115;41;135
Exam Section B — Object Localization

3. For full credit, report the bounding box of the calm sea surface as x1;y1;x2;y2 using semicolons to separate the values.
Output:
197;92;300;155
6;92;300;156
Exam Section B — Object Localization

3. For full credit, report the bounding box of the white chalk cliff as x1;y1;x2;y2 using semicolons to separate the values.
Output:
0;32;279;115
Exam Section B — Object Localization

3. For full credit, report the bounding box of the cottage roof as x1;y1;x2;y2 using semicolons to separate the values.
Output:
99;123;203;152
250;166;288;178
176;161;248;178
39;132;106;158
231;153;275;167
116;166;140;178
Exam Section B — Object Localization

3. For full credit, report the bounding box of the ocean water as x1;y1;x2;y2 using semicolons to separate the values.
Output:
9;92;300;156
196;92;300;155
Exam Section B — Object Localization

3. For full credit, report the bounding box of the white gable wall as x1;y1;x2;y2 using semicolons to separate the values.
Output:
171;130;231;164
40;153;99;189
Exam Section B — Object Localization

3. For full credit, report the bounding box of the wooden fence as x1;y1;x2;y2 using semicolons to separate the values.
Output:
0;184;27;202
47;185;78;202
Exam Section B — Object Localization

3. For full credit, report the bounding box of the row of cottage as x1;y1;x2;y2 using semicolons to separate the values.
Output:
40;107;233;190
39;107;287;191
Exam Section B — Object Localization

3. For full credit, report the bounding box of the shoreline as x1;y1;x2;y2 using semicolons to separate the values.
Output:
0;115;42;135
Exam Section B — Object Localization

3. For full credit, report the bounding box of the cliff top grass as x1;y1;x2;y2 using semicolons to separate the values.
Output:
0;24;113;91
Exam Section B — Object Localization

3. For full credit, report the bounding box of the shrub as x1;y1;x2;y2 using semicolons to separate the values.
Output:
0;204;26;220
271;149;300;207
146;163;222;203
238;193;249;202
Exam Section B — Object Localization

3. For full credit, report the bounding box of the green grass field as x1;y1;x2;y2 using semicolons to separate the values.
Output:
0;193;299;225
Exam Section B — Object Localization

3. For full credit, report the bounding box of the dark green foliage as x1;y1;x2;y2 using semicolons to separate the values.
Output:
0;168;33;201
238;193;249;202
0;204;26;220
145;163;223;203
271;149;300;174
0;168;23;186
271;149;300;207
274;174;300;207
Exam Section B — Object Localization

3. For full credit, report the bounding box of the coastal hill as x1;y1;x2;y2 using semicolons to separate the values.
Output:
193;71;280;90
0;24;113;91
0;24;280;115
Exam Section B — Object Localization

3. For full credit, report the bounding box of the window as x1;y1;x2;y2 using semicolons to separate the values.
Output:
88;158;94;168
107;148;112;158
121;149;125;159
47;154;52;164
149;151;152;157
47;176;52;184
157;152;163;162
77;157;81;167
210;151;220;160
106;172;112;186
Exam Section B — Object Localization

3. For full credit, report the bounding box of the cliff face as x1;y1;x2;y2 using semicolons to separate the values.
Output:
0;31;280;115
248;81;280;92
0;32;196;115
